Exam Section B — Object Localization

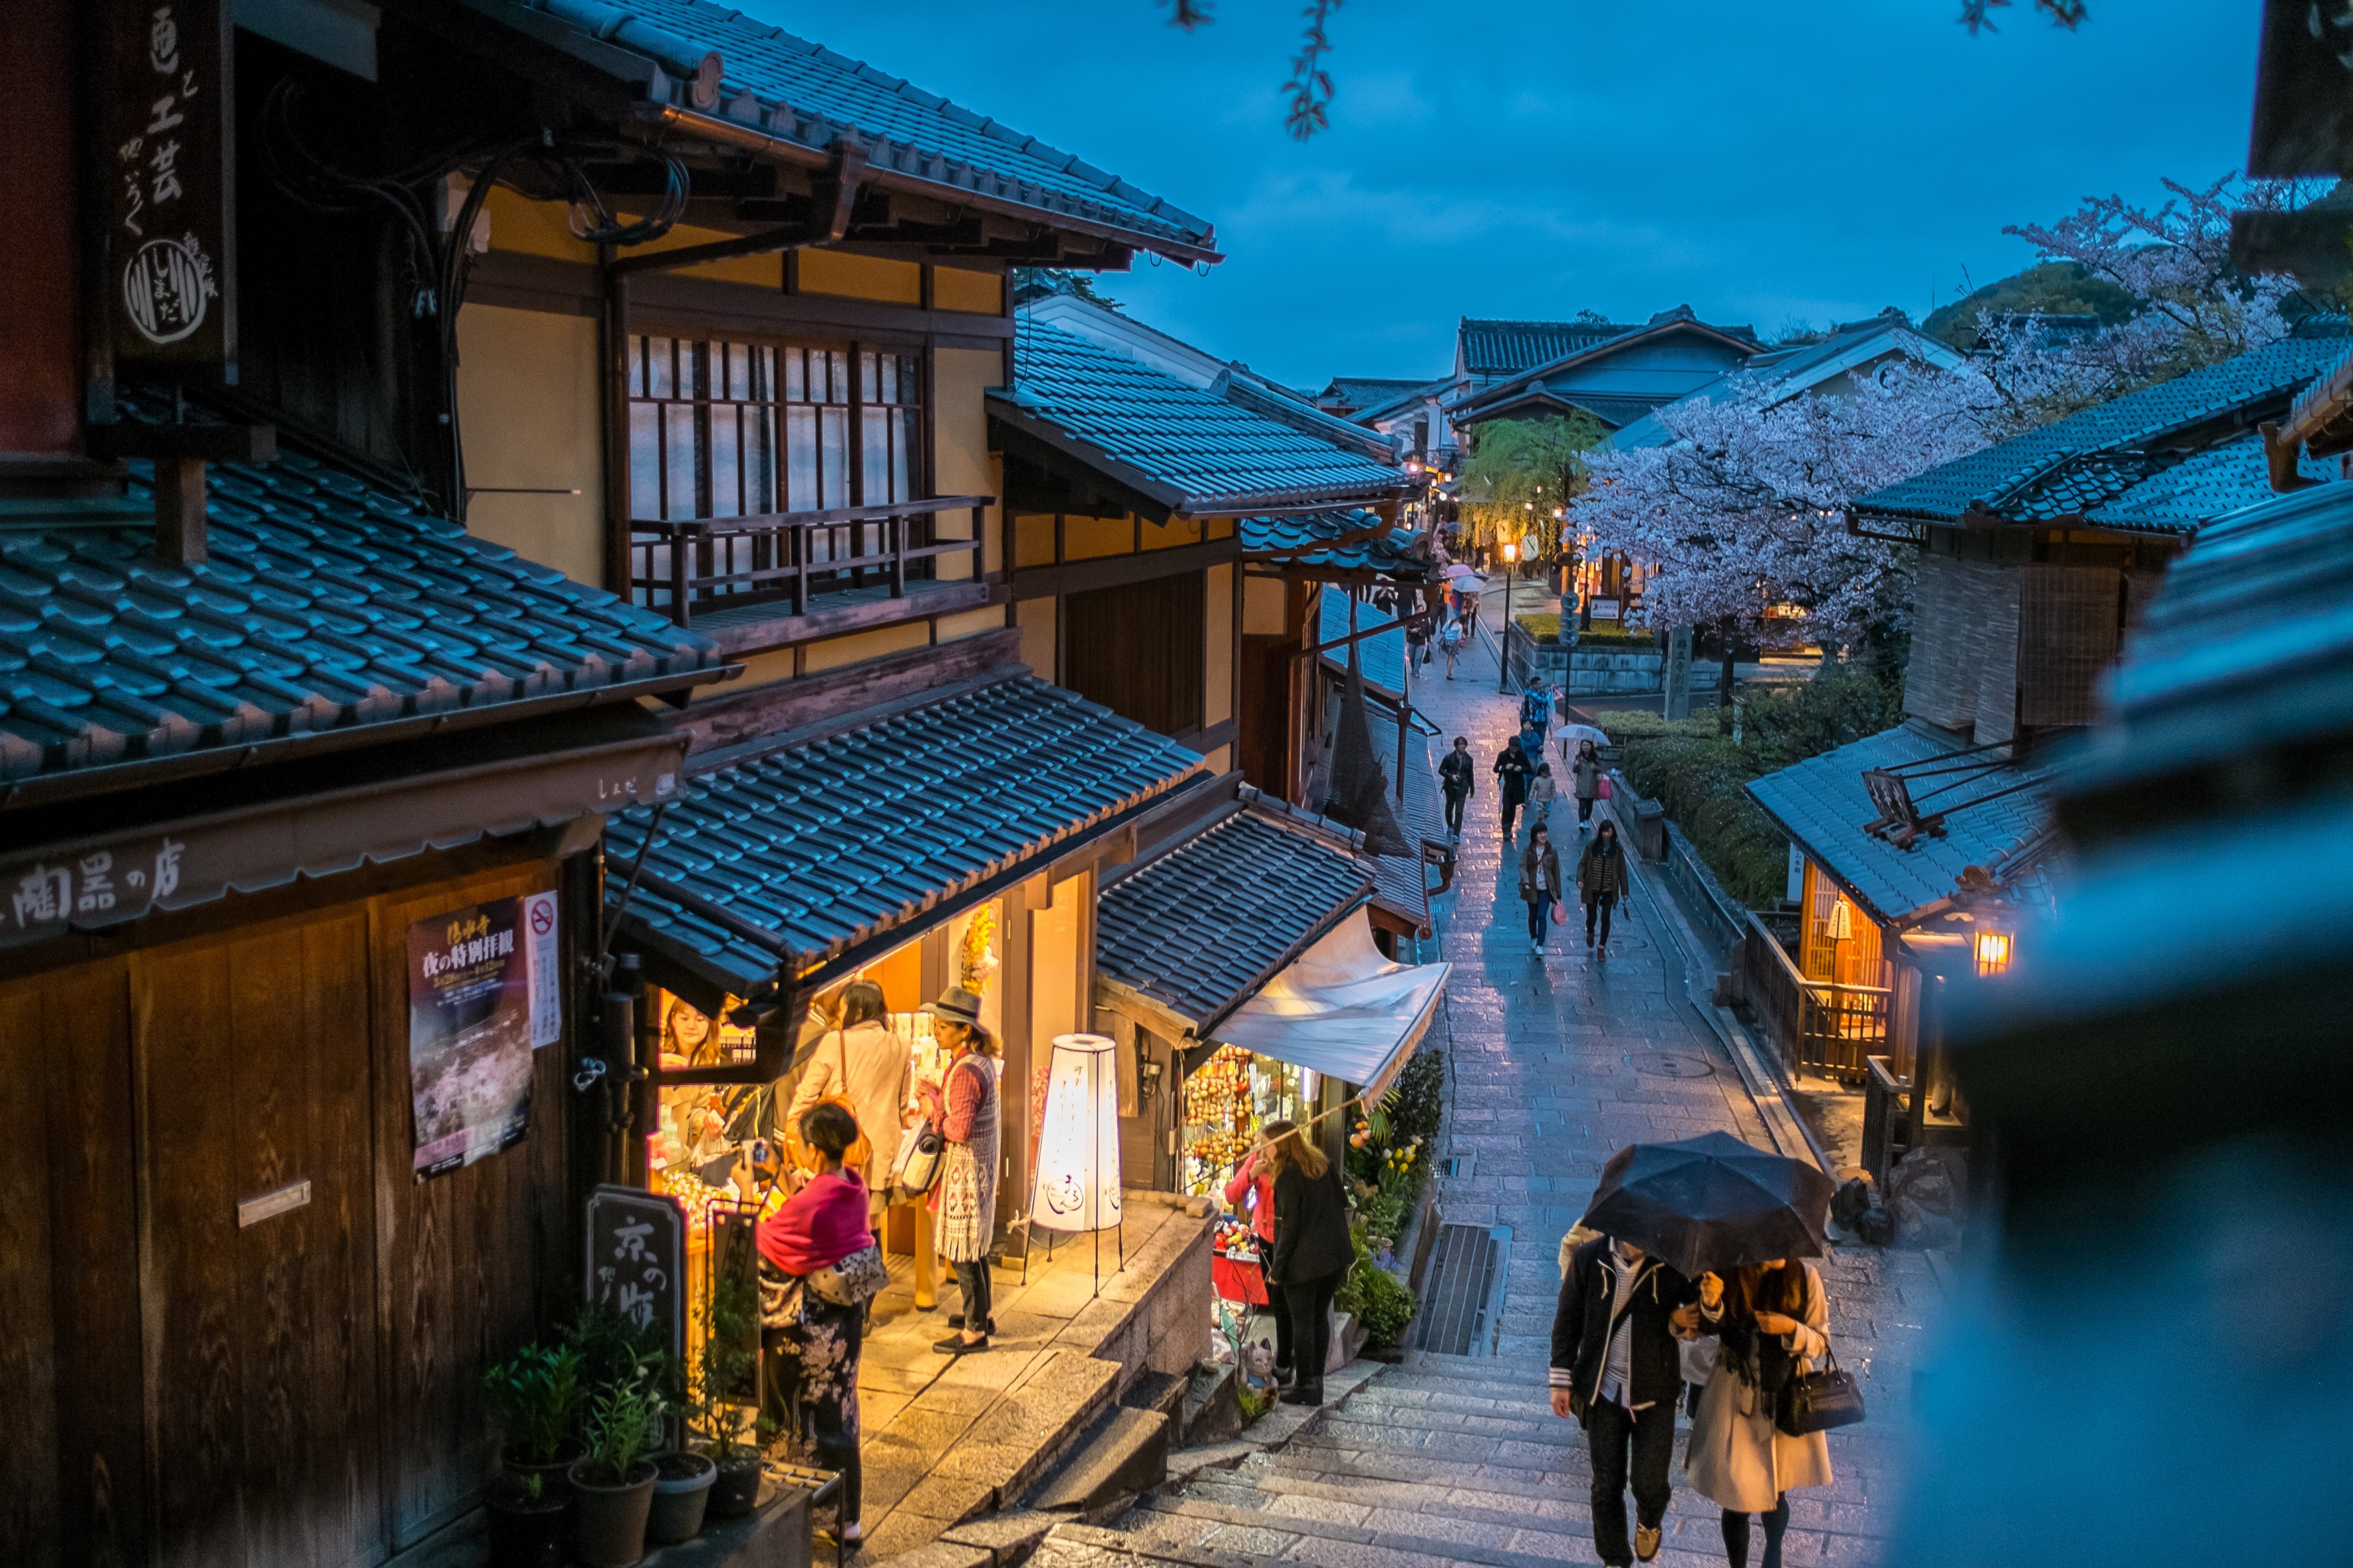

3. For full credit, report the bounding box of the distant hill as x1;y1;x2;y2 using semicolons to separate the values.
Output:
1922;262;2138;350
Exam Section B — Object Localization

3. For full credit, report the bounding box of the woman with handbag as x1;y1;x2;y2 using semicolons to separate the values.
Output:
1265;1122;1352;1407
1520;821;1564;956
758;1102;888;1550
1571;739;1604;829
788;982;933;1307
1677;1260;1835;1568
916;986;1001;1355
1578;819;1630;960
1224;1123;1292;1388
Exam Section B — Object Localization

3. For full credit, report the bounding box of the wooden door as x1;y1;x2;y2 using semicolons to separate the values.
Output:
132;907;386;1568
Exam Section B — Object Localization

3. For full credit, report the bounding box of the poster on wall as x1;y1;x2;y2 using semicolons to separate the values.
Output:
407;898;534;1179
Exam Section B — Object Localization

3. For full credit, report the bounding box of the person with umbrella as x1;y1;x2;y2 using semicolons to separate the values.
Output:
1549;1229;1695;1566
1570;736;1605;831
1675;1260;1836;1568
1573;1133;1842;1568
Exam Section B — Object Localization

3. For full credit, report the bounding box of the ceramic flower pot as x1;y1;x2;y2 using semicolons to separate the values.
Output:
566;1457;658;1567
704;1453;764;1520
501;1437;583;1497
485;1483;569;1568
645;1450;717;1544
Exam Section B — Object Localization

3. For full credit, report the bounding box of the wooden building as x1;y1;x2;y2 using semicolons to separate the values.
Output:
1447;307;1764;438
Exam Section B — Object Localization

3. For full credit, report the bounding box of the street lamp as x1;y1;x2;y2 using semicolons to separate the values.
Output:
1497;540;1518;693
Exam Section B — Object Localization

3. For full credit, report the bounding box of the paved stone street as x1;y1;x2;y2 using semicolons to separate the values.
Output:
1047;598;1942;1568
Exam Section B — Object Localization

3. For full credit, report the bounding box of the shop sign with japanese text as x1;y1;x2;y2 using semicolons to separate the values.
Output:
110;0;235;378
406;899;534;1180
585;1185;686;1361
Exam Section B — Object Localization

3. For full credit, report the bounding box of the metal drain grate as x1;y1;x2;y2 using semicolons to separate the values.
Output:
1409;1223;1501;1355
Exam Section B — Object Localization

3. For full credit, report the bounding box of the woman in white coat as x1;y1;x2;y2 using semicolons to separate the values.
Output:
1677;1259;1834;1568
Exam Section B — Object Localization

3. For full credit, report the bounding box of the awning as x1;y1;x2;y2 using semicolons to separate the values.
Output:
611;669;1205;1000
0;706;686;948
1210;910;1450;1097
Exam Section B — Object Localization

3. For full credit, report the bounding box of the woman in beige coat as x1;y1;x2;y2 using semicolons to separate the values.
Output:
786;980;911;1227
1678;1259;1834;1568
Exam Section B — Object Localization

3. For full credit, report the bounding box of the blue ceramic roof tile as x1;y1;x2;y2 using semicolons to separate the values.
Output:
516;0;1214;255
608;674;1202;990
1854;334;2349;530
1239;510;1432;576
1747;722;2051;927
1317;587;1408;697
0;406;721;788
997;324;1406;511
1096;808;1372;1029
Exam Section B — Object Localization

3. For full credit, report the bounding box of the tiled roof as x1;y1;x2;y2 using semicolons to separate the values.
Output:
1239;511;1432;577
1461;319;1639;378
607;673;1202;992
1318;586;1408;697
1852;333;2349;529
0;402;721;797
1321;377;1434;410
2083;432;2328;533
1096;806;1372;1031
2071;479;2353;794
996;323;1406;512
510;1;1215;258
1747;721;2051;928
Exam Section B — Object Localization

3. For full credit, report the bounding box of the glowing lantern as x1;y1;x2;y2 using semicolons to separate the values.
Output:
1028;1033;1122;1233
1974;928;2014;977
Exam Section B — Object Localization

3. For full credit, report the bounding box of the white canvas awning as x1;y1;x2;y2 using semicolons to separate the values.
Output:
1209;910;1451;1096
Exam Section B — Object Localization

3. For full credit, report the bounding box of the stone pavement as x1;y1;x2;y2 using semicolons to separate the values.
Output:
1041;595;1941;1568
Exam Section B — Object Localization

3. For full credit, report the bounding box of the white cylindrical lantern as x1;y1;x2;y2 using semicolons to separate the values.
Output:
1028;1032;1122;1233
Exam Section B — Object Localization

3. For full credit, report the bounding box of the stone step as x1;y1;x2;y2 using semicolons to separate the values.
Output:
1031;1406;1171;1513
1118;1491;1619;1568
1255;1441;1594;1503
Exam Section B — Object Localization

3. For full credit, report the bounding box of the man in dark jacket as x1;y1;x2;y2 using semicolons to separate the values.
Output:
1438;736;1475;837
1549;1233;1697;1566
1492;738;1531;840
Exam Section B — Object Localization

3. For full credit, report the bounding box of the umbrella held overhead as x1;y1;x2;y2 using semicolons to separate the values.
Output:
1579;1132;1832;1281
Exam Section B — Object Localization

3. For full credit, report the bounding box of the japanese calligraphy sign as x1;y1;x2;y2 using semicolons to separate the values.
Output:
109;0;235;376
406;898;534;1180
585;1185;686;1362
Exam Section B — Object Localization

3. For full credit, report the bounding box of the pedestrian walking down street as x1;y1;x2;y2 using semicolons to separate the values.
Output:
1525;762;1559;842
1579;818;1631;959
1521;680;1555;750
1440;615;1464;679
917;986;999;1354
1520;822;1564;954
1267;1120;1353;1407
1439;735;1476;837
1675;1261;1837;1568
1223;1125;1292;1387
1494;736;1532;840
1551;1232;1699;1568
758;1103;881;1549
1572;738;1604;829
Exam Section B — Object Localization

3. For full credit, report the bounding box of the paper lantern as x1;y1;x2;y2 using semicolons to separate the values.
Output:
1028;1033;1122;1234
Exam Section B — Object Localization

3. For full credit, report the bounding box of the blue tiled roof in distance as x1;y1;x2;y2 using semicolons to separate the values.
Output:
997;323;1406;512
1746;722;2051;928
514;0;1215;257
1854;333;2349;528
1096;808;1373;1030
607;674;1202;991
0;404;721;790
1317;586;1408;697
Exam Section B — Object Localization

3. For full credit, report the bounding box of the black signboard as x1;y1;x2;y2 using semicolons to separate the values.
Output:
109;0;236;378
585;1184;686;1363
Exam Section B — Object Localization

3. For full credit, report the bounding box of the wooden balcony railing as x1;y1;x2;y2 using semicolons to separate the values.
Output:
628;495;992;628
1738;912;1888;1078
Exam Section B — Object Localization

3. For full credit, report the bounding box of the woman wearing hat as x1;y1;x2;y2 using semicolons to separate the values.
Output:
916;986;1001;1354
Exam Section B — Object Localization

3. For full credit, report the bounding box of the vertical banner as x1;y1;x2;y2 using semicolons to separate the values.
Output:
109;0;236;379
522;890;562;1048
585;1185;687;1363
406;899;534;1179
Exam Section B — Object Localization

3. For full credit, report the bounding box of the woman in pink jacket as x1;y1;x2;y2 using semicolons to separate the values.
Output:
1224;1120;1298;1387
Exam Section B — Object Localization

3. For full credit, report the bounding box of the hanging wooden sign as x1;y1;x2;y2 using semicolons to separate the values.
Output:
108;0;236;379
585;1184;686;1363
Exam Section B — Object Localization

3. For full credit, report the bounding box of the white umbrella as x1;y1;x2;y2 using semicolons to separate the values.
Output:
1557;722;1610;749
1439;563;1485;582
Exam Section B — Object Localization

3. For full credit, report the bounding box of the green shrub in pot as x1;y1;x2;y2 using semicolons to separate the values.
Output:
484;1343;586;1482
685;1269;773;1519
568;1358;669;1567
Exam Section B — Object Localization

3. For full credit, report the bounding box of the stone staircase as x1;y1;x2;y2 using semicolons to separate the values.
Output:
1012;1350;1704;1568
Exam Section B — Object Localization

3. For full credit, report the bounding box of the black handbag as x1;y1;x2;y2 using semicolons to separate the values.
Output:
1776;1349;1866;1436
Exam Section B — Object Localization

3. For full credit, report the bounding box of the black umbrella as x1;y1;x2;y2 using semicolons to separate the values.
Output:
1579;1132;1833;1280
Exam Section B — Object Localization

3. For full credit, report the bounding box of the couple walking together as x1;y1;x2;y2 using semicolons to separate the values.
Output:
1550;1235;1837;1568
1518;815;1627;957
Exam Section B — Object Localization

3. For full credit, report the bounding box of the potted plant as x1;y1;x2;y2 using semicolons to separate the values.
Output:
646;1450;718;1544
485;1469;568;1568
568;1357;668;1567
484;1343;586;1491
686;1269;772;1519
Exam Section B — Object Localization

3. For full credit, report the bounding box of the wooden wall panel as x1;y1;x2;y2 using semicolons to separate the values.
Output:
2018;565;2122;730
0;981;62;1567
41;960;147;1568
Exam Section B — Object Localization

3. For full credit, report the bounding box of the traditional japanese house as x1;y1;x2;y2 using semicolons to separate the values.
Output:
1447;306;1764;438
1092;776;1450;1193
1;4;739;1563
1737;325;2348;1176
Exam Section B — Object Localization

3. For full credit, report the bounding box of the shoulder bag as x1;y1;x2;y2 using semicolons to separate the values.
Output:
783;1030;875;1175
806;1242;890;1307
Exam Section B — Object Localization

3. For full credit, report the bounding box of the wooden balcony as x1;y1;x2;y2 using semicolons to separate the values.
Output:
628;496;994;643
1738;912;1889;1079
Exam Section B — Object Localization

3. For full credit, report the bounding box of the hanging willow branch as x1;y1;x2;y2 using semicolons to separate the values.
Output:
1282;0;1344;141
1958;0;2088;33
